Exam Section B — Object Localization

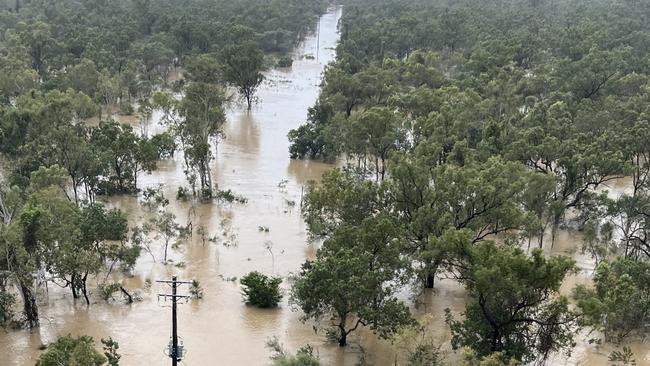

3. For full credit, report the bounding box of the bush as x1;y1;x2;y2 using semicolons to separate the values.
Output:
277;56;294;68
176;186;191;201
240;271;283;308
118;100;134;115
190;280;204;299
36;335;107;366
150;132;176;159
99;283;122;301
408;343;443;366
266;336;319;366
214;189;248;204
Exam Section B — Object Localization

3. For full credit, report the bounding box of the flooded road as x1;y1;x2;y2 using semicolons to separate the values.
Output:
0;6;648;366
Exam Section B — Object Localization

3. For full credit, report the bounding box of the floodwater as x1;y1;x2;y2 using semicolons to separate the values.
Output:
1;7;648;366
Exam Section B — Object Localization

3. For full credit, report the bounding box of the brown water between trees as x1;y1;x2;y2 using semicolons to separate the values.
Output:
0;8;648;366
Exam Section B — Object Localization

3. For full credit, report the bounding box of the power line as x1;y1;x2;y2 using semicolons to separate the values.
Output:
157;276;191;366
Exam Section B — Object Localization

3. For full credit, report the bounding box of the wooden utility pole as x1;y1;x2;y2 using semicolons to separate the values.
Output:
158;276;191;366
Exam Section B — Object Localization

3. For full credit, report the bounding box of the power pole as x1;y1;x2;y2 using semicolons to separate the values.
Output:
157;276;191;366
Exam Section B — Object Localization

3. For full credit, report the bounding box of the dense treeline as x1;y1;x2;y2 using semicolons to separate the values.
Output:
290;0;650;364
0;0;326;332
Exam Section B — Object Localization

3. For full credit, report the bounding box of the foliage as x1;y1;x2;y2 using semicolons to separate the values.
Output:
190;280;204;299
575;258;650;342
142;210;188;263
446;243;577;364
266;337;320;366
460;349;520;366
36;335;107;366
99;283;123;301
277;56;294;68
101;337;121;366
141;186;169;211
291;216;415;346
220;41;265;109
214;189;248;204
240;271;283;308
609;347;637;366
0;290;15;325
406;343;443;366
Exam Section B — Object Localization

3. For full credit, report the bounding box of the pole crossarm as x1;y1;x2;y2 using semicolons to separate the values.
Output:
157;280;193;284
157;294;190;299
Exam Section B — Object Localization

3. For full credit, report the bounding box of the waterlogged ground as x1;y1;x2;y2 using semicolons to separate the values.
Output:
0;8;649;365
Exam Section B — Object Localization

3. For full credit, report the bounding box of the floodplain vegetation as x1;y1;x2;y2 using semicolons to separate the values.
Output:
1;0;650;365
287;0;650;364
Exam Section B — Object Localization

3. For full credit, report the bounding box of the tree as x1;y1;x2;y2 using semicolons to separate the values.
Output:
389;157;532;288
143;210;187;262
302;168;385;238
177;81;227;198
291;216;414;346
343;106;407;181
220;41;265;110
90;120;156;194
575;257;650;342
6;21;57;78
447;243;578;364
25;167;136;305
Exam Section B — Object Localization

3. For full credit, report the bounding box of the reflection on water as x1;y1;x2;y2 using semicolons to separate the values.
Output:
1;6;648;365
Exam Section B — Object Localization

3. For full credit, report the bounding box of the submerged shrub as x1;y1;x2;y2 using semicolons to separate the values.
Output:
266;336;319;366
277;56;294;68
240;271;283;308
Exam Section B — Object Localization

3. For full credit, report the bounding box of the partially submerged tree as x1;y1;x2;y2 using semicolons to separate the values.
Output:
154;56;227;199
143;210;188;263
291;216;414;346
575;257;650;342
447;243;578;364
220;41;265;110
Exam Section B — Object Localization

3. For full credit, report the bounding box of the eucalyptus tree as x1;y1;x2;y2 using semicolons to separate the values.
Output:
447;243;578;364
292;215;415;346
154;55;227;198
575;257;650;342
220;41;265;110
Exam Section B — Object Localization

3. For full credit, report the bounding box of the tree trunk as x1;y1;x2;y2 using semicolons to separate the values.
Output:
424;259;440;289
82;273;90;305
71;273;79;299
120;286;133;304
375;157;379;182
338;324;347;347
71;175;79;205
164;240;169;262
205;152;213;197
134;166;138;192
115;159;123;192
425;272;435;289
20;283;39;328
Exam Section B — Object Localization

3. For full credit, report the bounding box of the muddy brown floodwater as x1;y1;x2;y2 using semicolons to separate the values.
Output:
1;7;649;366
